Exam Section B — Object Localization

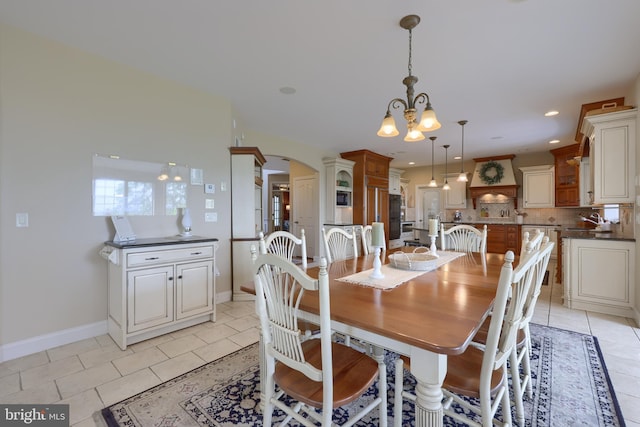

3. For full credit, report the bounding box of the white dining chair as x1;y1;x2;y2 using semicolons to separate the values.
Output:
252;251;387;426
509;237;554;425
440;224;487;253
520;228;544;259
259;229;307;270
394;247;539;427
322;226;358;263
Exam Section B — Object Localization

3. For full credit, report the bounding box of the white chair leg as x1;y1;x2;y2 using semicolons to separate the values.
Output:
393;358;404;427
510;347;526;426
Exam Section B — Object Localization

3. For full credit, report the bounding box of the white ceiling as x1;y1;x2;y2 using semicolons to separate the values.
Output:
2;0;640;168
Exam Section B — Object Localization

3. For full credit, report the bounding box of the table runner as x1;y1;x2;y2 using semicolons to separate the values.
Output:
336;251;465;290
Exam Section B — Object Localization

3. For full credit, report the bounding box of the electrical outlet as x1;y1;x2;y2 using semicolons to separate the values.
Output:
205;212;217;222
205;183;215;194
205;199;215;209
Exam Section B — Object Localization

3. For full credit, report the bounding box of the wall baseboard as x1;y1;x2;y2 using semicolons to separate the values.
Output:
0;291;235;363
217;290;232;304
0;321;108;363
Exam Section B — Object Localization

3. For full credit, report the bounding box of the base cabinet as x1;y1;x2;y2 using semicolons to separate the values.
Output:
107;240;217;349
480;224;520;254
563;238;635;318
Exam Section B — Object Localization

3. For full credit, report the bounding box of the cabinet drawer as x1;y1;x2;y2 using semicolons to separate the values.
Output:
127;245;213;267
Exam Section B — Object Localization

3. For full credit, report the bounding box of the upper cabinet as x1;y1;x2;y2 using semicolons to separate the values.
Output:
229;147;266;237
323;157;355;225
583;108;637;204
520;165;555;208
550;144;579;207
389;168;403;195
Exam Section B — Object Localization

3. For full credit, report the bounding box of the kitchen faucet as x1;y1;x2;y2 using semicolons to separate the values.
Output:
578;212;604;225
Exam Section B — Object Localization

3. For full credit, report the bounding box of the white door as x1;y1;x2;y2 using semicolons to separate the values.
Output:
416;185;442;231
293;175;318;260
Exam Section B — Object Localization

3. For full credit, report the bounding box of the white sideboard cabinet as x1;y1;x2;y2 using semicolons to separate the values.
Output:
104;238;218;349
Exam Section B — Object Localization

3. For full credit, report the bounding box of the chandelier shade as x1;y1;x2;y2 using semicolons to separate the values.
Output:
377;15;441;142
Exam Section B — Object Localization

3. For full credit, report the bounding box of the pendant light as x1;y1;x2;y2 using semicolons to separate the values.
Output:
442;144;450;190
457;120;468;182
376;15;441;141
428;136;437;187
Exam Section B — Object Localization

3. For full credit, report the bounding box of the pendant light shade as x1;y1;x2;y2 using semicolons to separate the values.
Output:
457;120;469;182
442;144;450;190
429;136;437;187
377;112;400;137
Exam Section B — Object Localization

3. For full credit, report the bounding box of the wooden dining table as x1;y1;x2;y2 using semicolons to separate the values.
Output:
242;248;511;427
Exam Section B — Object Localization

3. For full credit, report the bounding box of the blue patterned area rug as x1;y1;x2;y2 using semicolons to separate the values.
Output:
101;324;626;426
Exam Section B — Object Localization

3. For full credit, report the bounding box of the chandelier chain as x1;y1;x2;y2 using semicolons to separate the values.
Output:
408;29;413;77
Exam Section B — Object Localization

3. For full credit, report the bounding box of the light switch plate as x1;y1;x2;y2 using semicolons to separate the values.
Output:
205;212;217;222
16;213;29;227
205;199;215;209
220;181;227;192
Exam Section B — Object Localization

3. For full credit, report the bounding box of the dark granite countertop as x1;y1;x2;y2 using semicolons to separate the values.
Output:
558;229;635;242
105;236;218;249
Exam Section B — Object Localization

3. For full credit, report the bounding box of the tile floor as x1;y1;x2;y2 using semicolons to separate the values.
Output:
1;260;639;426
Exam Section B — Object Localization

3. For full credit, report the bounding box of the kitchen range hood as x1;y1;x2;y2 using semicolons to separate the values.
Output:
469;154;519;209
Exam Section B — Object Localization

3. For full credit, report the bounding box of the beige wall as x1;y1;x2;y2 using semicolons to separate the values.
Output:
0;24;334;356
634;73;640;324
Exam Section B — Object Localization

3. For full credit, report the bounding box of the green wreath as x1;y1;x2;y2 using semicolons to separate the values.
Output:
479;161;504;185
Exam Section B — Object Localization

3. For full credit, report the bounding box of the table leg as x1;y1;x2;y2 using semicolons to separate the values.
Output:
371;345;388;427
410;348;447;427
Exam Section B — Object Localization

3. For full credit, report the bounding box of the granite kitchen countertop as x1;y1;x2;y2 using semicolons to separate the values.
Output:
556;228;635;242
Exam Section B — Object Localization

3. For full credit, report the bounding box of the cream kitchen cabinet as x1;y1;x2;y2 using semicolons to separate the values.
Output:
389;168;403;195
583;108;637;204
520;165;555;208
563;237;635;318
105;238;218;349
323;157;355;224
231;147;265;301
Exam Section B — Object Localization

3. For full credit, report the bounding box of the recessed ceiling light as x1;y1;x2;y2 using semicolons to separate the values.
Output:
549;139;560;144
545;110;559;117
408;161;415;165
279;87;296;95
453;156;461;160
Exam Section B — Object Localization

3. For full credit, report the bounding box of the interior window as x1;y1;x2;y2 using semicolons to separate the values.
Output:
603;204;619;223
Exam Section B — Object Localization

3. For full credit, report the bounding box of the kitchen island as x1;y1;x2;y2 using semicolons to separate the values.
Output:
561;230;635;319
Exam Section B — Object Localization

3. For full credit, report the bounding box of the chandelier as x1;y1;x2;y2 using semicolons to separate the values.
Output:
377;15;441;142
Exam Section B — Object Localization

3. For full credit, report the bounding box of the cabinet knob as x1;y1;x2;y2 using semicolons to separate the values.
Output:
145;257;159;260
168;277;173;281
190;252;202;255
178;275;183;279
